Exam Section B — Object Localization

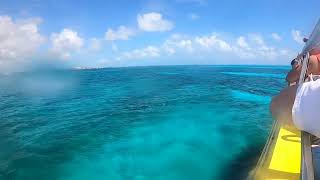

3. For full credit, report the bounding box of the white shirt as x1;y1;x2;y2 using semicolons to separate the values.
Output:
292;78;320;137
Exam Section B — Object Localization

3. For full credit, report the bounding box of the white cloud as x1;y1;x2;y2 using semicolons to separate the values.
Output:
236;36;249;48
105;26;135;41
292;30;304;44
188;13;199;20
121;46;160;59
88;38;101;51
50;28;84;59
163;35;194;54
195;34;232;52
175;39;193;52
271;33;281;41
0;15;44;71
137;12;174;32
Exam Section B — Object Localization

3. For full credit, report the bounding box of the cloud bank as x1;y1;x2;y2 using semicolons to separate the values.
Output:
118;33;293;64
0;14;301;70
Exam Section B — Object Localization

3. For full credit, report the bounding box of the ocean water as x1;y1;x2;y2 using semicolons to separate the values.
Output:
0;65;288;180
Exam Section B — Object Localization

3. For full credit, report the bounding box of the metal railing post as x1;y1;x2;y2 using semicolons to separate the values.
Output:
299;52;315;180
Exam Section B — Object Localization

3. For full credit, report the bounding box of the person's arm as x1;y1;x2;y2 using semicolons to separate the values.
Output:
286;66;301;84
270;85;298;127
307;55;319;75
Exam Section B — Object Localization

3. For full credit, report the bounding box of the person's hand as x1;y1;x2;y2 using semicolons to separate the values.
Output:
295;64;302;71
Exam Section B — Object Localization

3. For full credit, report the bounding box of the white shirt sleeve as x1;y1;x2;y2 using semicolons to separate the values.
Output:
292;79;320;137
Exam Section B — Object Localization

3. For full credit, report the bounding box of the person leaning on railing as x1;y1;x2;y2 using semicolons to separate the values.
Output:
270;48;320;137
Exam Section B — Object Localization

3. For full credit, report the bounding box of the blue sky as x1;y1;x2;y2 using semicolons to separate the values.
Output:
0;0;319;70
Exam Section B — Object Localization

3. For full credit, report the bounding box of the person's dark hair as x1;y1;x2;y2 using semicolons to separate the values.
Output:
291;59;298;66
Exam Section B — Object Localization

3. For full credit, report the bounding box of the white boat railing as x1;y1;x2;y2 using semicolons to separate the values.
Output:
301;131;314;180
298;51;315;180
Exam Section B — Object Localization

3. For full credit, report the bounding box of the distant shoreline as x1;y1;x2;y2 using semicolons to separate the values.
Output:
72;64;290;71
0;64;290;75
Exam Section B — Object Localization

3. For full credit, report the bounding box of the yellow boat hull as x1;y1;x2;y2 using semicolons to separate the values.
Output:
252;122;301;180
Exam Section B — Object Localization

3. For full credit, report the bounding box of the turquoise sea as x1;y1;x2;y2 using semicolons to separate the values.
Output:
0;65;288;180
